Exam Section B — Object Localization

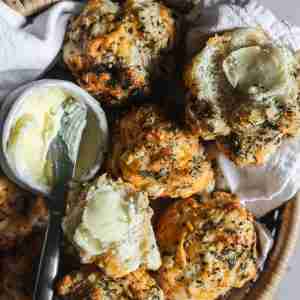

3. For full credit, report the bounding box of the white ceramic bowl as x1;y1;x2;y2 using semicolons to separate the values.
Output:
0;79;109;196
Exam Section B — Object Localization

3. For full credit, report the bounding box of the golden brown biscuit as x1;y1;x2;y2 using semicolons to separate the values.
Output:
64;0;176;106
109;105;215;199
217;129;282;166
57;267;164;300
0;176;48;251
156;192;257;300
184;27;300;166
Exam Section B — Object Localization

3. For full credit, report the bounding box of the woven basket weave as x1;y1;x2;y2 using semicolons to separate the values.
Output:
245;196;300;300
4;1;300;299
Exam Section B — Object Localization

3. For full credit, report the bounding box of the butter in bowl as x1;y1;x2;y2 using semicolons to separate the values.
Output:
0;79;109;195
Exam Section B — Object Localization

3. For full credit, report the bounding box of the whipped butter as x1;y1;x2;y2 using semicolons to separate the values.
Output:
74;188;130;254
63;175;161;278
6;86;87;192
223;45;298;102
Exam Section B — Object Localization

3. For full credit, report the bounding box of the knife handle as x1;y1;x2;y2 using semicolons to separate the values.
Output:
33;211;62;300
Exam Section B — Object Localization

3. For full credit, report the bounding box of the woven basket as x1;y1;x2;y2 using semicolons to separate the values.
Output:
245;196;300;300
4;1;300;299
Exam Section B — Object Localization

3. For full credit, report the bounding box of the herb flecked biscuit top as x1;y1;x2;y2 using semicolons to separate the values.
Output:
156;192;257;300
57;267;164;300
184;27;300;166
109;105;215;199
63;0;176;106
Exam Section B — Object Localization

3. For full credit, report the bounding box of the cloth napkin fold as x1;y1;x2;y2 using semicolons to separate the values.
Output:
0;0;82;101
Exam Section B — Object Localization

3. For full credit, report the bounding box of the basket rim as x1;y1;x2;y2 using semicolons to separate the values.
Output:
244;194;300;300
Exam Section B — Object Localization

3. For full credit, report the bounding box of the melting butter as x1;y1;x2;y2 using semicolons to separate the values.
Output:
223;46;285;91
74;188;130;255
63;175;162;274
223;45;297;102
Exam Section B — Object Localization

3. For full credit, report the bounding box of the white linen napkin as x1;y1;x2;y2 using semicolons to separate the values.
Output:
0;0;82;101
183;0;300;217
